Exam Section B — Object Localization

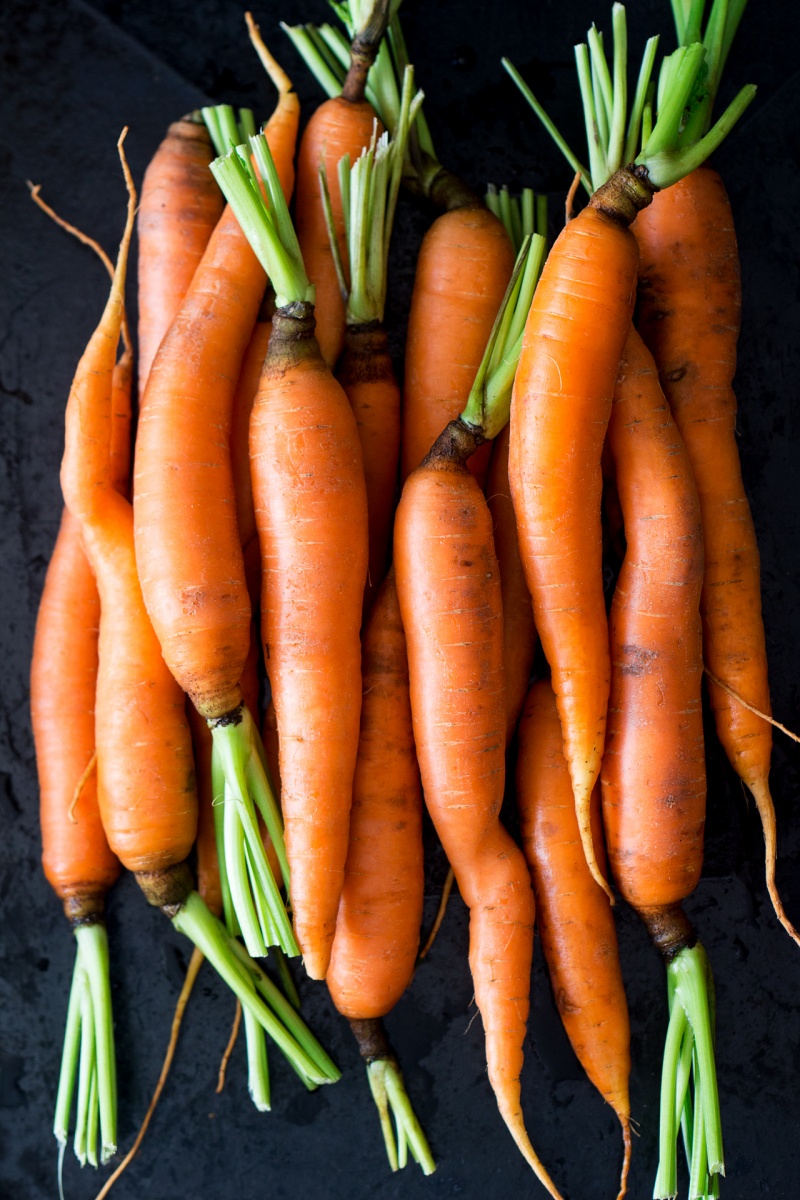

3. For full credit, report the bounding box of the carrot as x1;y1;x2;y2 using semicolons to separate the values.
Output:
136;113;224;395
26;188;135;1169
320;71;422;612
60;136;338;1106
212;128;369;981
289;1;389;366
517;679;631;1200
393;233;557;1193
136;80;301;961
601;325;722;1198
326;571;434;1174
504;20;755;902
633;0;797;945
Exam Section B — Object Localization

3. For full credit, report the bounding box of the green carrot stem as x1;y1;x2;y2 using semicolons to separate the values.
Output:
77;924;116;1163
383;1059;436;1175
72;983;94;1166
654;992;688;1198
243;1008;271;1112
273;948;301;1011
223;783;266;957
171;892;330;1085
53;954;83;1148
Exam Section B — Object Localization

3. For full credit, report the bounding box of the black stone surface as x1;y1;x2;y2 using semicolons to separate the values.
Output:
2;2;799;1198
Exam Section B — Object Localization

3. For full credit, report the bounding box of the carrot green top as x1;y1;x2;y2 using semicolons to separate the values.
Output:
460;198;547;442
504;1;754;194
209;119;314;310
320;65;423;326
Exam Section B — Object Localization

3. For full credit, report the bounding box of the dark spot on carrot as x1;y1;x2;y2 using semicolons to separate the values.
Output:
619;645;658;675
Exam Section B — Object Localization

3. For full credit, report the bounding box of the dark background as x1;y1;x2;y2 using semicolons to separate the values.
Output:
2;1;800;1197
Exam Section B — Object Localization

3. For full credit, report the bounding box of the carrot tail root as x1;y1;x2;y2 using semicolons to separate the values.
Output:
616;1113;632;1200
748;777;800;948
654;944;724;1200
53;923;117;1168
576;787;615;904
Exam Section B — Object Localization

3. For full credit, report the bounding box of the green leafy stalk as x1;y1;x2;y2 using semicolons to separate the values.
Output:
53;924;116;1167
208;111;314;309
460;227;547;441
201;106;256;158
171;892;337;1087
320;65;422;325
678;0;750;143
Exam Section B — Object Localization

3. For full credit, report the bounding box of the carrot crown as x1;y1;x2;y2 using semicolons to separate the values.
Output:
209;115;314;309
504;2;755;194
460;198;547;442
320;65;423;325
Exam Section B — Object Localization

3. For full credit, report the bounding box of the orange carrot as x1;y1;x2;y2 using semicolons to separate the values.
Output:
394;419;561;1198
137;115;224;395
486;426;537;745
401;206;514;485
213;129;369;980
517;679;631;1200
634;166;798;944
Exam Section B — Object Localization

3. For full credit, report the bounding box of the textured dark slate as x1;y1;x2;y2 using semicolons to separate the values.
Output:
1;1;799;1198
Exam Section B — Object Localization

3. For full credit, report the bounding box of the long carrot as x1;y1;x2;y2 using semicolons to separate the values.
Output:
326;571;433;1174
27;190;135;1168
601;326;721;1198
394;234;558;1193
504;15;755;901
60;135;338;1106
136;113;224;395
135;74;300;961
517;679;631;1200
212;126;369;981
633;0;797;945
287;0;389;367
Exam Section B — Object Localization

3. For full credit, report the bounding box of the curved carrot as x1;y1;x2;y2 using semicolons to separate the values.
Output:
486;426;537;745
394;420;562;1198
401;206;515;485
517;679;631;1200
137;115;224;395
634;166;798;944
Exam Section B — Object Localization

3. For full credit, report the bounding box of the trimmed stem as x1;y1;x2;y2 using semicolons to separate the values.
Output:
351;1019;436;1175
171;892;335;1086
53;923;116;1166
243;1008;271;1111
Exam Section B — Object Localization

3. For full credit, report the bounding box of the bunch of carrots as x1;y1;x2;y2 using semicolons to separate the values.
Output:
26;2;798;1197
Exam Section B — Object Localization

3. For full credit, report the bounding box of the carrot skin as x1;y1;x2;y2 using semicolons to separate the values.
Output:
517;679;631;1197
336;323;400;612
137;117;224;396
251;309;369;979
32;509;120;915
509;200;640;898
295;96;381;367
635;168;771;793
600;328;705;910
401;207;515;484
394;432;561;1196
486;427;537;745
327;570;424;1020
134;205;264;719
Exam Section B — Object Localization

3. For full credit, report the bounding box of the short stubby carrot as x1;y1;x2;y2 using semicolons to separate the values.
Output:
634;166;797;943
395;419;562;1199
137;115;224;395
401;205;515;485
486;426;537;745
517;679;631;1200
